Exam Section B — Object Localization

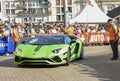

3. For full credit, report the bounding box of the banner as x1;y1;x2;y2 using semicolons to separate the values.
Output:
0;36;14;55
79;32;110;45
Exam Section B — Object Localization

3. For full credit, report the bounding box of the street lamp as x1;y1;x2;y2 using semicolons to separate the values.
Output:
28;0;32;22
63;0;67;27
19;0;24;22
80;0;83;9
99;0;102;10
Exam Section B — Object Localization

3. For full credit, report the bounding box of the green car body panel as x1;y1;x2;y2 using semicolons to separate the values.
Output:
14;35;83;65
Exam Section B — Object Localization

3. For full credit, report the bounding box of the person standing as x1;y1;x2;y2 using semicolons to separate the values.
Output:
29;23;36;37
11;25;20;51
65;25;74;36
118;26;120;45
108;19;119;60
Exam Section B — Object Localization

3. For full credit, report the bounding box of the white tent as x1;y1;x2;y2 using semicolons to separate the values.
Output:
69;0;111;24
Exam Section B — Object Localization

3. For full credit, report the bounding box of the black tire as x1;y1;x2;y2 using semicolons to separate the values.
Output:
66;49;70;66
16;64;23;67
79;45;84;60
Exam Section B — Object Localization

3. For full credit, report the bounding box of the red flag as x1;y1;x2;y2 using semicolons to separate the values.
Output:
88;0;93;7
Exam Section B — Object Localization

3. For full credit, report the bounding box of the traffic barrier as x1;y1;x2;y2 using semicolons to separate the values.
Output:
0;36;14;55
8;36;14;53
78;32;110;45
0;37;8;54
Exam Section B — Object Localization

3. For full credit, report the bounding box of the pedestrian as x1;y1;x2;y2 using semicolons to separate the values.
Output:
108;19;119;60
118;26;120;44
29;23;36;37
11;25;20;51
65;25;74;36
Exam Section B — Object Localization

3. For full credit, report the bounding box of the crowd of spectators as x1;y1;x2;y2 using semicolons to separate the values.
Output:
0;19;109;40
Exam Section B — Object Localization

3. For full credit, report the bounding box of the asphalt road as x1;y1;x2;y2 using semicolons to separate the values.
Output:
0;45;120;81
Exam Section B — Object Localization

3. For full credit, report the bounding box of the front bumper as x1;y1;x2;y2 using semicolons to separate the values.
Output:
14;55;67;65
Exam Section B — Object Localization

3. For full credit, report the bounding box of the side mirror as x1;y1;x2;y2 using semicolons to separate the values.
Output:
70;40;76;45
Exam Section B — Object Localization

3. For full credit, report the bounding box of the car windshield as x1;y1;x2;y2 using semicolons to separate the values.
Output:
26;36;65;45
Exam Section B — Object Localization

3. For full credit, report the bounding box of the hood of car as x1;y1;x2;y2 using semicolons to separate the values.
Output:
15;44;69;58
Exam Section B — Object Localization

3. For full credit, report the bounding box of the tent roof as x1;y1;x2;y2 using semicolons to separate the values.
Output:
70;0;111;24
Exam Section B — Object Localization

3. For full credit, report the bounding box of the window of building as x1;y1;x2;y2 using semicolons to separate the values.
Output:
43;0;50;5
28;2;33;6
24;2;27;6
11;2;15;7
33;8;36;14
68;0;72;5
28;8;31;14
36;0;44;6
61;0;64;5
61;7;64;13
31;2;35;6
38;8;43;13
56;0;60;6
6;2;10;8
11;18;15;22
6;9;10;15
107;5;114;11
56;15;61;21
11;9;15;15
43;8;48;13
36;8;38;13
56;7;60;13
36;0;40;6
62;15;64;21
40;0;44;4
28;8;35;14
44;17;49;22
68;7;72;13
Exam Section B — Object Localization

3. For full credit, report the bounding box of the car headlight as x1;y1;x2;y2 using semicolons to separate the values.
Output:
15;48;22;54
52;48;62;54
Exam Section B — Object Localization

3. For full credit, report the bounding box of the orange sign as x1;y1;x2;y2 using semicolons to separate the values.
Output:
78;33;110;45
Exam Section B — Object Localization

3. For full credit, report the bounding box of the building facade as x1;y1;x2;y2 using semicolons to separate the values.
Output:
0;0;120;23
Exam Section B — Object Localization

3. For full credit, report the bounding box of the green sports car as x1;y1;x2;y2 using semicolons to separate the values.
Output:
14;35;84;66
